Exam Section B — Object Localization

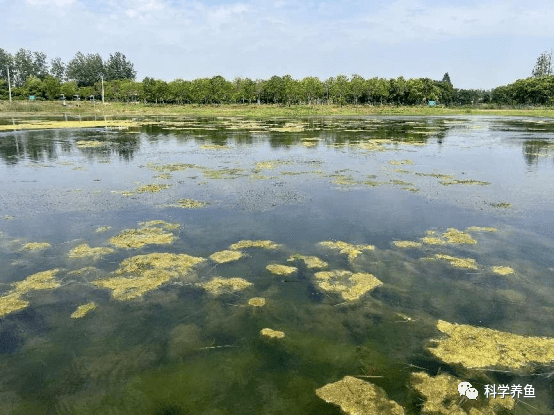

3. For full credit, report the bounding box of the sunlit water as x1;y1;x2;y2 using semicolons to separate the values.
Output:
1;116;554;414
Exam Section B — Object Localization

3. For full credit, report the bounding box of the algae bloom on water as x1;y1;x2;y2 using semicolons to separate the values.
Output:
70;302;97;319
260;328;285;339
109;224;177;249
434;254;478;270
442;228;477;245
491;266;515;275
0;293;30;318
228;240;282;250
266;264;298;276
314;270;383;301
248;297;266;307
287;254;328;269
392;240;422;249
197;277;253;295
209;250;244;263
429;319;554;369
68;244;114;260
21;242;51;251
319;240;375;261
315;376;404;415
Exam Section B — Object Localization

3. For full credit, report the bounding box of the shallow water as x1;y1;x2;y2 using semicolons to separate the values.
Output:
1;116;554;414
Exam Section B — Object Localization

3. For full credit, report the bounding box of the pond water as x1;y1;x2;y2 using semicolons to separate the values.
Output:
1;116;554;414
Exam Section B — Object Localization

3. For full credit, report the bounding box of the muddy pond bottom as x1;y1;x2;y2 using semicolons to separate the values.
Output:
1;115;554;414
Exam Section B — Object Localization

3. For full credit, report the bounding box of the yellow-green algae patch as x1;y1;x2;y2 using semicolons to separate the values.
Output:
197;277;253;295
287;254;328;269
420;236;446;245
492;266;515;275
315;376;404;415
319;240;375;261
70;302;97;319
389;159;413;165
146;162;196;172
209;250;244;263
434;254;478;269
228;240;282;250
0;119;140;131
411;372;515;415
0;293;29;317
13;269;61;293
21;242;51;251
137;220;180;230
154;173;172;180
93;252;205;300
75;140;109;148
260;328;285;339
135;183;171;193
95;226;112;233
392;240;422;248
172;198;209;209
200;144;230;150
466;226;498;232
429;319;554;369
489;202;513;208
442;228;477;245
314;270;383;301
109;226;176;249
266;264;298;275
440;179;491;186
248;297;266;307
68;244;114;260
254;160;291;171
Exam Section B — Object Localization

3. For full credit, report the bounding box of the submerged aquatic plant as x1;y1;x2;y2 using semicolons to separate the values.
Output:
68;244;114;260
287;254;328;269
315;376;404;415
429;319;554;369
491;266;515;275
319;240;375;261
135;184;171;194
434;254;478;269
0;293;29;317
410;372;515;414
209;250;244;263
314;270;382;301
442;228;477;245
260;328;285;339
138;220;180;230
197;277;253;295
172;199;209;209
266;264;298;275
229;240;282;250
21;242;51;251
146;162;196;172
70;302;97;319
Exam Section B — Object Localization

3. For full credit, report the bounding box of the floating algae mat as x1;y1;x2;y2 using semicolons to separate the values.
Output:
429;320;554;369
3;116;554;413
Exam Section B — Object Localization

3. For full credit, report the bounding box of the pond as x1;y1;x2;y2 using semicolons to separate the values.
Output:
1;115;554;414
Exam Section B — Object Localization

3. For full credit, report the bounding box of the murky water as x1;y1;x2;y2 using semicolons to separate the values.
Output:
1;116;554;414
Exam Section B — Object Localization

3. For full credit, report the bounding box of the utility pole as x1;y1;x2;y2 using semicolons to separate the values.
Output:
101;74;105;104
7;66;12;102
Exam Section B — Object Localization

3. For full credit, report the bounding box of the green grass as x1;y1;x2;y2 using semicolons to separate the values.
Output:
2;100;554;118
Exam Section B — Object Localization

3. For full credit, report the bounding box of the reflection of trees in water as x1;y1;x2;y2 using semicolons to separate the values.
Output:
523;139;553;165
0;130;141;165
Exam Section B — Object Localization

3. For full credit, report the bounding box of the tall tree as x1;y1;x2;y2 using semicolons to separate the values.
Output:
0;48;13;83
67;52;104;87
532;51;553;77
104;52;136;81
442;72;452;85
50;57;66;82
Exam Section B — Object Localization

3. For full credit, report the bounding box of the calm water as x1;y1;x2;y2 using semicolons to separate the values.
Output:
1;116;554;414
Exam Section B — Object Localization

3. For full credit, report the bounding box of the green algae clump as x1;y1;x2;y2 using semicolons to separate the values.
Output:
76;140;109;148
229;240;282;250
138;220;180;230
315;376;404;415
266;264;298;275
392;240;422;248
135;184;171;193
173;198;209;209
492;266;515;275
466;226;498;233
260;328;285;339
434;254;478;269
109;226;177;249
411;372;515;415
71;302;97;319
95;226;112;233
94;253;205;300
21;242;51;251
197;277;253;295
248;297;266;307
314;270;383;301
389;159;413;165
287;254;328;269
68;244;114;260
442;228;477;245
319;240;375;261
429;319;554;369
14;269;61;292
209;250;244;263
0;293;29;317
440;179;491;186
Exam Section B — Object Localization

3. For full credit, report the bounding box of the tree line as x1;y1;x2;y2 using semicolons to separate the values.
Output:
1;48;554;106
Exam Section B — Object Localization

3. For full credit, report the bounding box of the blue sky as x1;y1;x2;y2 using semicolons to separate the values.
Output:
3;0;554;89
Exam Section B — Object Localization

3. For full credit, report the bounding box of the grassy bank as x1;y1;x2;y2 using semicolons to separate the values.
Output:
2;100;554;118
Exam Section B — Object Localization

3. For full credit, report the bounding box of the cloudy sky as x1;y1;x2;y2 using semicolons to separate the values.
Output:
3;0;554;89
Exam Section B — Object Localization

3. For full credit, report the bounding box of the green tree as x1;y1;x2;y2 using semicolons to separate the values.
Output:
50;57;66;82
282;74;300;105
389;77;407;105
242;78;257;104
23;75;45;98
349;74;365;105
263;76;284;104
300;76;323;105
442;72;452;85
0;48;13;82
532;51;553;77
43;75;61;99
104;52;136;81
61;81;78;98
67;52;104;87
